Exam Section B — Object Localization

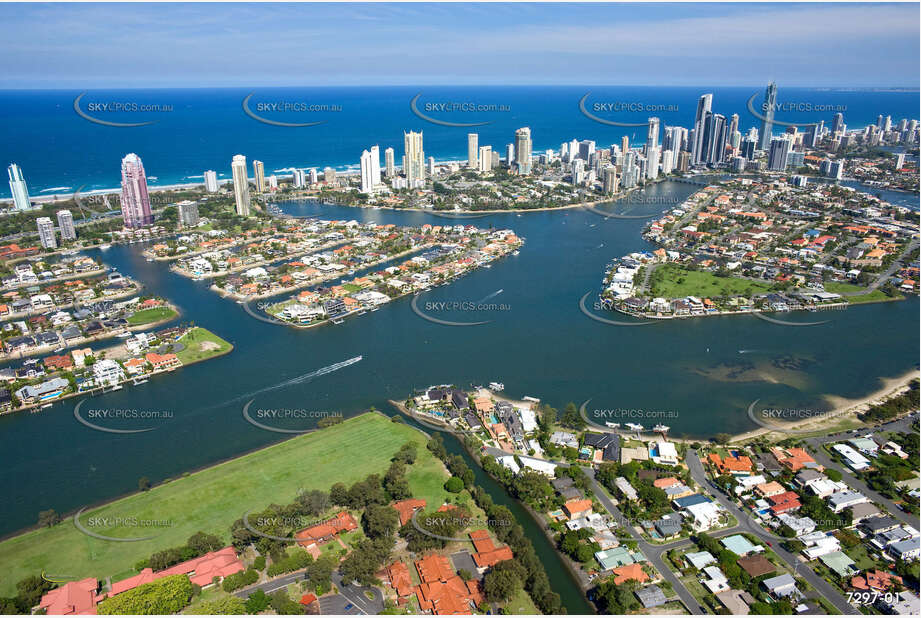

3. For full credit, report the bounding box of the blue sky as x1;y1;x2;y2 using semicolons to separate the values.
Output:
0;3;918;88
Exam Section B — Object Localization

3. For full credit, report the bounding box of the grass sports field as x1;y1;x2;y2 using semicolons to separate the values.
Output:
649;263;774;298
126;306;178;325
0;412;449;595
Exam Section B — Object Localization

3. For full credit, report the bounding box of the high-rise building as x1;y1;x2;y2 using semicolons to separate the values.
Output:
427;156;435;176
253;160;266;193
578;140;596;161
8;163;31;211
384;147;395;178
515;127;532;175
646;117;660;153
570;159;585;185
661;149;675;175
758;82;778;150
360;149;375;193
324;167;336;183
646;147;660;179
120;153;153;228
740;138;757;160
691;94;713;165
729;114;739;139
701;113;728;166
602;166;619;194
677;151;690;173
292;169;306;188
231;154;251;216
204;170;219;193
178;201;200;227
267;175;277;189
467;133;478;169
478;146;493;172
370;146;381;186
505;144;515;166
730;156;747;173
56;209;76;240
403;131;425;186
768;136;792;171
309;168;318;185
832;112;844;136
621;136;629;157
36;217;57;249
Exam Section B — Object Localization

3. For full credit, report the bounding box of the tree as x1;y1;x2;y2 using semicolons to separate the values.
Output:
37;509;60;528
444;477;464;493
329;482;350;506
138;477;152;491
186;596;247;614
560;402;585;430
186;531;223;555
245;590;271;614
97;574;193;615
15;575;54;609
363;503;400;539
713;433;732;445
483;564;521;602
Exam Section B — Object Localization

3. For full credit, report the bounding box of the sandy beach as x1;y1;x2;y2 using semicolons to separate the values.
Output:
731;368;920;443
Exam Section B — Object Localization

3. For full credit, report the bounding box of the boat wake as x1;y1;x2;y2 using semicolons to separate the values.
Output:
204;356;363;410
475;289;503;303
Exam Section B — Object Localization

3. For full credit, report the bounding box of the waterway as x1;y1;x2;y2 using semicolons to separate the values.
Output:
0;179;917;555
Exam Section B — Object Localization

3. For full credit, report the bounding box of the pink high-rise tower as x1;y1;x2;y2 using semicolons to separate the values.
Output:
120;153;153;228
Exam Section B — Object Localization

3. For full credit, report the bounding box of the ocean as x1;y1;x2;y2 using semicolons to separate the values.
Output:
0;85;919;198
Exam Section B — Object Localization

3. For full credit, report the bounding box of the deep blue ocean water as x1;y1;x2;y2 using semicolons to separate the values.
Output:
1;85;918;198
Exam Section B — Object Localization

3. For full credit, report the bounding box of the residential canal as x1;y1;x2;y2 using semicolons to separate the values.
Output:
0;178;917;548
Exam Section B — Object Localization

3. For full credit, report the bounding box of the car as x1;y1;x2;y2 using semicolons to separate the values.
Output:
344;603;354;611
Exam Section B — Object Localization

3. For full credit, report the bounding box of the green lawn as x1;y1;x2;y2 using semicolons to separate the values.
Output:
649;264;774;299
505;586;540;614
174;327;233;364
823;281;896;304
0;412;447;595
127;306;178;325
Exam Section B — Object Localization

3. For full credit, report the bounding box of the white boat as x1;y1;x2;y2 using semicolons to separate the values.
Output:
625;422;645;432
605;422;621;429
109;384;123;392
483;264;491;268
370;307;380;312
133;378;148;385
512;250;520;256
331;318;344;325
654;424;670;433
41;403;53;409
488;382;505;392
116;332;131;338
99;244;112;250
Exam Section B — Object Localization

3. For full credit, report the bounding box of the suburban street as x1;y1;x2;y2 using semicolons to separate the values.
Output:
685;450;860;615
804;412;919;529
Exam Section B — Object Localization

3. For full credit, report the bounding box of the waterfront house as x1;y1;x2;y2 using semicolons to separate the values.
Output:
391;499;427;526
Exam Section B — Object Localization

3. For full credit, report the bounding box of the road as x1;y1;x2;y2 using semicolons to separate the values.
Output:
583;467;706;615
234;570;305;598
233;570;384;615
685;450;860;615
331;572;385;615
804;412;920;529
841;238;918;296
